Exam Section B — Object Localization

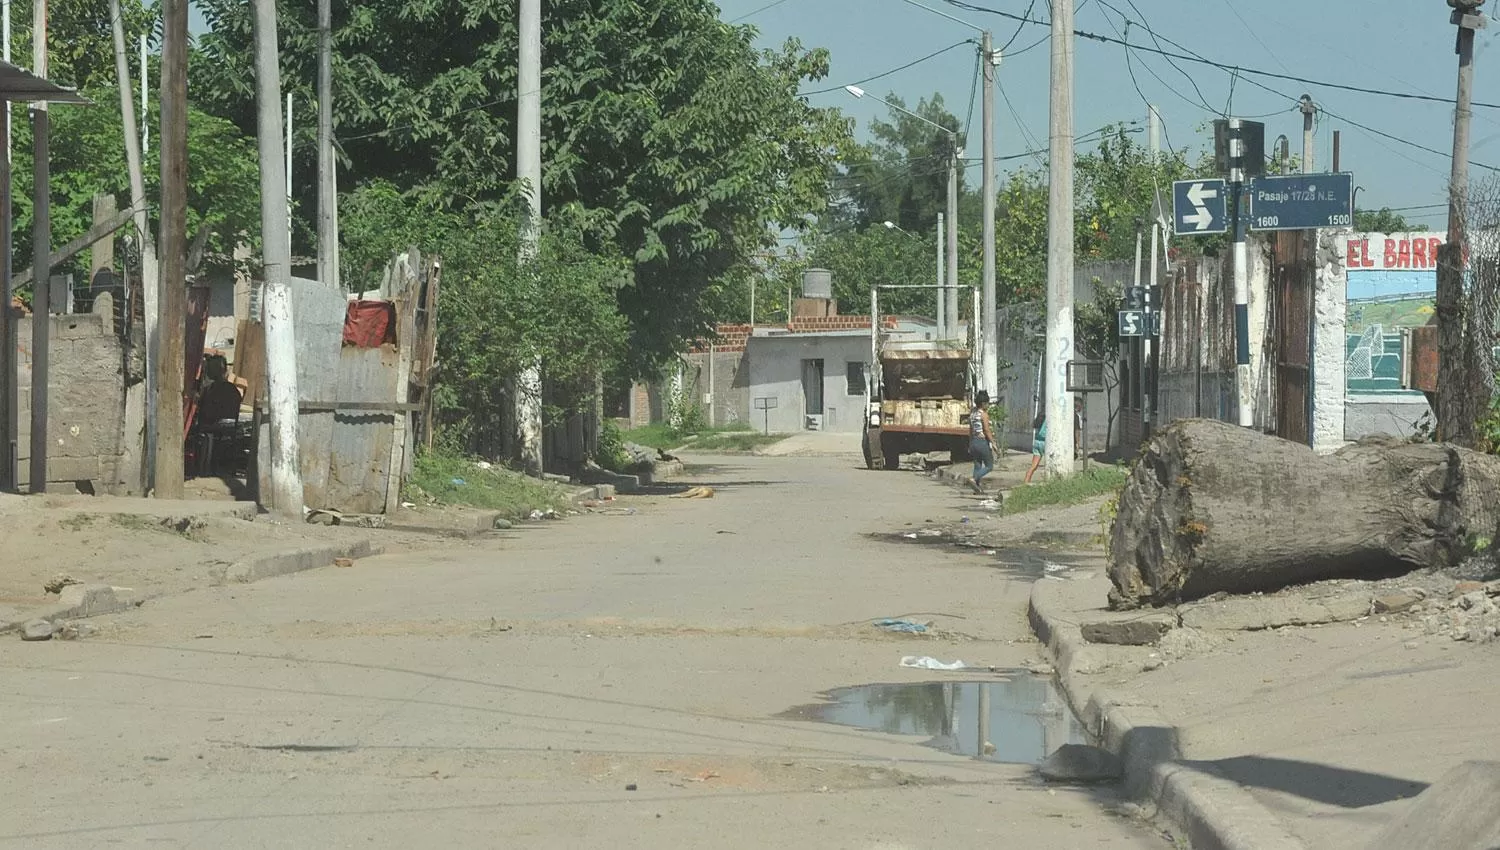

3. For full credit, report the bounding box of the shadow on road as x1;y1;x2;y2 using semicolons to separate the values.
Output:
1185;756;1429;809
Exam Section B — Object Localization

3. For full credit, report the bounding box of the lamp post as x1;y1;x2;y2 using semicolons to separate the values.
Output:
848;85;959;341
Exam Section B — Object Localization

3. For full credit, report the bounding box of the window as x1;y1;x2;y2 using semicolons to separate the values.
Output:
846;361;867;396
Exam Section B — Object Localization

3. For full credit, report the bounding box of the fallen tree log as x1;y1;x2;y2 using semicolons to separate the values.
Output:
1108;419;1500;609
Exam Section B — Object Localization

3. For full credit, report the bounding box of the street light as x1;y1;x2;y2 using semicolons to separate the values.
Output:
846;85;960;339
883;220;914;238
890;0;998;398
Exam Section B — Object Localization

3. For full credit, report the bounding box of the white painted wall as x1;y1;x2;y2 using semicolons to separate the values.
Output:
1312;229;1349;453
745;334;872;433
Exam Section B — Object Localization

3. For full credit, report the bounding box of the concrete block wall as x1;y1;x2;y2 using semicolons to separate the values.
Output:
14;312;140;494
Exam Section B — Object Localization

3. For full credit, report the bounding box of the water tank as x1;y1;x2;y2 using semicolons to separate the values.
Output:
802;268;832;299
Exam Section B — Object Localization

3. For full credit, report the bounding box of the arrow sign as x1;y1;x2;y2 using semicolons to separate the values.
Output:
1172;178;1228;237
1118;310;1145;338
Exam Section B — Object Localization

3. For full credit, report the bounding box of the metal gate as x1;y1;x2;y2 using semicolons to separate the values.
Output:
1273;231;1313;446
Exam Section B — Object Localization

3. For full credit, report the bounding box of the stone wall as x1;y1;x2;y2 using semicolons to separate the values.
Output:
15;309;142;494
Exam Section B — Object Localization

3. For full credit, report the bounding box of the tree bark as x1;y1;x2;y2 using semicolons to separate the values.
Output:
1107;419;1500;609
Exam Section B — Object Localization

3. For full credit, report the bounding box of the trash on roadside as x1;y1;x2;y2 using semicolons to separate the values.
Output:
450;477;466;486
902;532;918;539
474;461;493;470
874;618;929;634
900;655;968;671
670;486;716;500
400;501;416;509
918;529;942;537
977;499;1001;512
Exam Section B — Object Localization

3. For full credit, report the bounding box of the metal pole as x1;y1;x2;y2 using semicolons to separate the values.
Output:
157;0;189;498
111;0;159;493
284;91;293;218
252;0;303;515
980;31;999;397
1043;2;1076;477
935;212;945;337
27;0;47;493
946;142;959;339
1332;129;1341;173
1147;110;1160;437
516;0;544;475
316;0;338;288
1232;175;1253;428
1299;95;1315;174
1133;221;1144;433
707;342;715;427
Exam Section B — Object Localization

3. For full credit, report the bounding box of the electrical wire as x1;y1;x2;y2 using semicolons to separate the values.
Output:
728;0;791;24
934;0;1500;111
804;40;975;96
997;0;1036;53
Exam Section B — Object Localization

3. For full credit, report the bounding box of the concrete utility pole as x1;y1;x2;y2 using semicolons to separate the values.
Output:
1299;95;1316;174
1145;105;1161;437
935;212;946;337
316;0;339;289
110;0;159;492
1438;0;1488;445
1;0;13;490
1043;0;1076;478
156;0;187;498
945;136;959;341
252;0;304;516
516;0;544;475
139;34;147;155
980;30;998;398
27;0;48;492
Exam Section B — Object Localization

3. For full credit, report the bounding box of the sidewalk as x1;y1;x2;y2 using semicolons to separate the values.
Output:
1030;562;1500;849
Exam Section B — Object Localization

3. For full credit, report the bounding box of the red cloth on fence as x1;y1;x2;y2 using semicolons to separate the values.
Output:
343;300;396;348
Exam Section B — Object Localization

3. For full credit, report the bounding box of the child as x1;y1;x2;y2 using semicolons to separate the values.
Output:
969;391;996;493
1024;412;1047;484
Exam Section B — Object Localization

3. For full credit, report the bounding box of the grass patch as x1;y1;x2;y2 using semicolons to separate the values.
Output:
405;450;571;519
1003;465;1128;516
622;422;786;453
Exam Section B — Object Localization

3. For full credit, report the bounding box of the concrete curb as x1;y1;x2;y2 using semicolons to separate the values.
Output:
214;539;384;585
1028;579;1307;850
0;584;138;633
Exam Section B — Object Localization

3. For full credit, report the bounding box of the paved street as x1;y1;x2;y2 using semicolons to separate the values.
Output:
1;454;1163;849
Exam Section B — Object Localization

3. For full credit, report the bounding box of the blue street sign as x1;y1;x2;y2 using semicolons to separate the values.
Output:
1171;179;1229;236
1118;310;1145;338
1248;173;1354;231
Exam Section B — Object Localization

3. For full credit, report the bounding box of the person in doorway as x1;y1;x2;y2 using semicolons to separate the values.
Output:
969;391;997;494
1024;412;1047;484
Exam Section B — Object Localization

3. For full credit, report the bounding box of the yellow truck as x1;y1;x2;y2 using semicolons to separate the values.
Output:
861;344;976;470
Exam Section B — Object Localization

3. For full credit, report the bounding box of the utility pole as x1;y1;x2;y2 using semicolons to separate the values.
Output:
980;30;999;398
28;0;49;493
156;0;187;498
0;0;13;490
139;34;147;155
316;0;339;289
1043;0;1076;478
1229;120;1253;429
945;140;959;341
516;0;544;475
285;92;293;218
1299;95;1316;173
936;212;946;337
252;0;304;515
1147;103;1161;158
1145;105;1161;438
1438;0;1488;445
111;0;159;493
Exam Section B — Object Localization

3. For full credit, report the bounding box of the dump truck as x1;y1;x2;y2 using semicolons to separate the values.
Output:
861;341;977;470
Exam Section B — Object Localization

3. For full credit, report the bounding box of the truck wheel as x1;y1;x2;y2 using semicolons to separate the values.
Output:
862;430;877;470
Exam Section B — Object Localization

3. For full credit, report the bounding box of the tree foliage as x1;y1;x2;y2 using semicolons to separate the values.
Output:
8;0;157;91
1355;207;1424;233
194;0;850;374
834;93;964;233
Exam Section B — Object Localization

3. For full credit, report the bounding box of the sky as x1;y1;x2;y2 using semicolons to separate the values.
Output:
714;0;1500;231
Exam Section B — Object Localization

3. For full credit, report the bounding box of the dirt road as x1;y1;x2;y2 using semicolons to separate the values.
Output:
0;454;1166;849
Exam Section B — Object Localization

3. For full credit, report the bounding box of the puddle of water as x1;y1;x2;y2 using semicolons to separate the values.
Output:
791;673;1089;765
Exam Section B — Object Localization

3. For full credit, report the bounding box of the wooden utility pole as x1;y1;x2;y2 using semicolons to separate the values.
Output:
28;0;49;493
1438;0;1488;446
155;0;187;497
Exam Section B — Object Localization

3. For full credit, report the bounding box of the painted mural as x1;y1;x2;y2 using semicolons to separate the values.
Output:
1342;232;1444;396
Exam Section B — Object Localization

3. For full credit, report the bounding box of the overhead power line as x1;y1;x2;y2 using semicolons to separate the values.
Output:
933;0;1500;111
805;40;975;96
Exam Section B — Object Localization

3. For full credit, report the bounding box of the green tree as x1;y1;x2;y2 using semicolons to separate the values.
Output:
10;87;261;283
8;0;157;91
194;0;850;374
1355;207;1425;233
1074;126;1192;262
805;225;940;317
835;93;964;233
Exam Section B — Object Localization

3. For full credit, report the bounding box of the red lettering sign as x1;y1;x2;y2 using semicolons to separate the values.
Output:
1362;239;1374;268
1413;238;1428;268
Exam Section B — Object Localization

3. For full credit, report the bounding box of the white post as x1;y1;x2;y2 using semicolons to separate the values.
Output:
707;342;716;427
1044;0;1076;477
945;144;959;339
284;91;293;217
1228;118;1254;428
111;0;159;491
516;0;544;474
253;0;304;516
936;212;946;338
1146;105;1160;436
980;31;999;397
139;33;148;155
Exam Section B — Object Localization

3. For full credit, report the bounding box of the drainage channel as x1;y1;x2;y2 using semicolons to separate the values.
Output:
786;671;1089;766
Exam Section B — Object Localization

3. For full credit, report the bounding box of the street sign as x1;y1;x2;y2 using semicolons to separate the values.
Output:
1248;173;1354;231
1213;119;1265;180
1118;310;1145;338
1151;311;1162;338
1123;286;1145;310
1172;179;1228;236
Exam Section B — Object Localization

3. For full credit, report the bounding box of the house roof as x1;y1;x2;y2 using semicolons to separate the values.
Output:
0;62;87;103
